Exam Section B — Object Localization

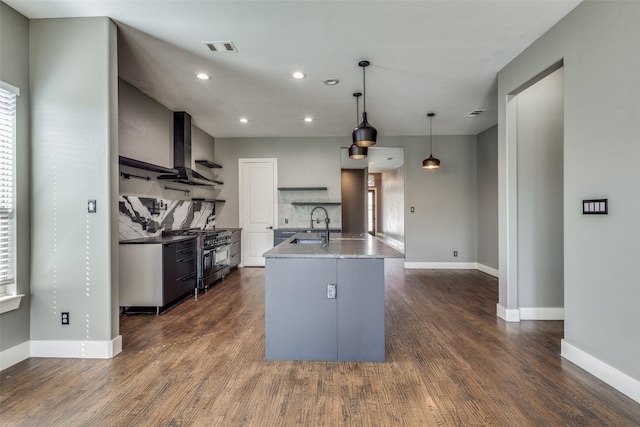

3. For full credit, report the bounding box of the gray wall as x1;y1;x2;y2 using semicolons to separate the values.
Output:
516;68;564;308
215;137;344;230
118;79;218;202
30;17;119;343
384;135;478;264
216;135;478;265
0;2;30;352
341;169;366;234
381;166;405;243
498;1;640;382
476;125;498;270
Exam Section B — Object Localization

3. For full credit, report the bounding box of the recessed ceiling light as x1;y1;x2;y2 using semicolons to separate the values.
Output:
304;117;313;122
323;78;339;86
292;72;306;79
196;73;210;80
239;118;248;123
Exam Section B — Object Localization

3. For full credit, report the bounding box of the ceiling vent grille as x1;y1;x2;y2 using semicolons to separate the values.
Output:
465;109;486;118
203;41;238;53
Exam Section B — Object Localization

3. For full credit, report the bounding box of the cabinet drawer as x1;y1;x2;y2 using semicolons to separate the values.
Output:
230;242;241;256
176;255;197;279
229;253;240;267
230;230;241;243
176;238;197;252
163;272;196;305
176;245;196;261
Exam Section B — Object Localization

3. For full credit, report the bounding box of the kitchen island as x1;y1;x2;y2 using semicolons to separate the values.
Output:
263;233;403;362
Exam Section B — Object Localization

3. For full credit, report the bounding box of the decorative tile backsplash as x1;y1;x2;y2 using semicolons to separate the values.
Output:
277;189;342;229
119;195;215;241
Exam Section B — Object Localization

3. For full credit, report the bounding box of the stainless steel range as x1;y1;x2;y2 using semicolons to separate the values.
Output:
166;229;231;290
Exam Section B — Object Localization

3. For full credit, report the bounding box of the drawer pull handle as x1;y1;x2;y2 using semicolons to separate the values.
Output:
178;272;196;281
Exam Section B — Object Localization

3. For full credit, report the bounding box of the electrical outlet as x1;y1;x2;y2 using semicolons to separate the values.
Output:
285;218;288;224
453;251;458;257
61;312;70;325
88;199;97;213
410;207;415;213
327;284;337;299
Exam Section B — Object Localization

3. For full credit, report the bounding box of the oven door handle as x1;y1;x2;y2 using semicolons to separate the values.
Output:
178;256;195;263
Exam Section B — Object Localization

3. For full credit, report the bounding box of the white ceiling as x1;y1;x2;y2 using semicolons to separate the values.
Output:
6;0;581;140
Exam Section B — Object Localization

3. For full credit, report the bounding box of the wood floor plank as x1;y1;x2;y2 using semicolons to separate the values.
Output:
1;260;639;426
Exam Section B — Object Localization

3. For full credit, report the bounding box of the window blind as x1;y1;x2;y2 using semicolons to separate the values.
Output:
0;85;16;292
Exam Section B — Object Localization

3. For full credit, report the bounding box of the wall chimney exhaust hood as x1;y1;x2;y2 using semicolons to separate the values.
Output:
157;111;221;186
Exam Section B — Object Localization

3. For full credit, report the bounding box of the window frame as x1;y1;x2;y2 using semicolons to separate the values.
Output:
0;81;19;299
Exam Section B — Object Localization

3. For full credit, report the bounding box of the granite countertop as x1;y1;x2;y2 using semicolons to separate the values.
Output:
264;233;404;259
119;235;197;245
275;228;342;233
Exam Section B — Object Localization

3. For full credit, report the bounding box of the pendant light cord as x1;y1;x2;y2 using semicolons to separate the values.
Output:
427;112;435;155
362;66;367;114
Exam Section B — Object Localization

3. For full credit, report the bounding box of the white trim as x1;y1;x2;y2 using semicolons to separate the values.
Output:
0;341;30;371
520;307;564;320
0;294;24;314
496;303;520;322
562;340;640;404
403;262;499;278
404;262;478;269
477;264;499;277
0;80;20;96
30;336;122;359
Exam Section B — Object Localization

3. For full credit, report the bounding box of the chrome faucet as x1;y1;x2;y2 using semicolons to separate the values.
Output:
310;206;330;242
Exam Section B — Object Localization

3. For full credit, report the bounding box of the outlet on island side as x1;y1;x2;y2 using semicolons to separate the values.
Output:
453;251;458;257
61;312;70;325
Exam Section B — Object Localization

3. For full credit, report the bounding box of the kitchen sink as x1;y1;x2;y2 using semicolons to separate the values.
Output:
290;237;325;245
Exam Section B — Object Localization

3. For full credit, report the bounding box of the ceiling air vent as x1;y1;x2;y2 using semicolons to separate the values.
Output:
203;41;238;53
465;109;486;118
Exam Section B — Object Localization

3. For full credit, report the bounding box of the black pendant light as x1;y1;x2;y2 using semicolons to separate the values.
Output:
422;112;441;170
352;60;377;147
349;93;368;159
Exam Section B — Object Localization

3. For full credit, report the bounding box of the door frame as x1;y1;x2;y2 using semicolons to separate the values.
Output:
238;158;278;267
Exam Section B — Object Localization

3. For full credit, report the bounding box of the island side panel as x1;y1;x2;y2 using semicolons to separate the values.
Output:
337;258;385;362
265;258;338;361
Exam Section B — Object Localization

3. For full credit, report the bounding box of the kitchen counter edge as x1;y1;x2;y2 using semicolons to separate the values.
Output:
264;233;404;259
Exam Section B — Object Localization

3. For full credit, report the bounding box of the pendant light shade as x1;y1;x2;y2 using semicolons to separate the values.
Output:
349;92;368;159
422;112;441;170
352;61;377;147
349;144;368;160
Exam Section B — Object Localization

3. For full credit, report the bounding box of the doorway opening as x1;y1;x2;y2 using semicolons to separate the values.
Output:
503;63;564;321
340;147;405;253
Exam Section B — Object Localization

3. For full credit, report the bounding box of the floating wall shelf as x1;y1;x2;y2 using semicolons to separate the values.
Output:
291;202;341;206
119;156;177;174
278;187;328;191
192;198;226;203
195;160;223;169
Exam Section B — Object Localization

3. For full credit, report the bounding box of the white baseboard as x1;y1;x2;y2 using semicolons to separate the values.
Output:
562;340;640;404
31;335;122;359
403;262;499;278
0;341;30;371
476;264;499;277
404;261;479;269
496;303;521;322
520;307;564;320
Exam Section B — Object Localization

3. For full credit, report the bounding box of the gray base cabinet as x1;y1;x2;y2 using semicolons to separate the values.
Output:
119;238;197;312
265;257;384;362
229;229;241;268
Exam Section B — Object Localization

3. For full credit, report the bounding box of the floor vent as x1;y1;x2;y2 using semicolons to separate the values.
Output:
203;41;238;53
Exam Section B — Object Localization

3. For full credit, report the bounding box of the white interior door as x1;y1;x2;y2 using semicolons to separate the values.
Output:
239;159;277;267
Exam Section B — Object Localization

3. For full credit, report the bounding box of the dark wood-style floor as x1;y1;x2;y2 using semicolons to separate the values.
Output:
2;260;639;426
